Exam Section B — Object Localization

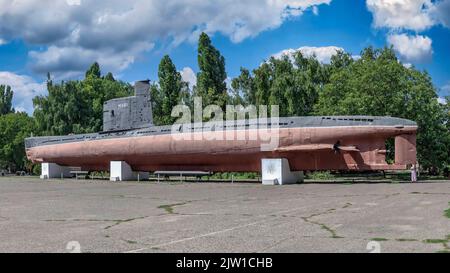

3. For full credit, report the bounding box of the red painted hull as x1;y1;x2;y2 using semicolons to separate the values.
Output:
26;126;417;172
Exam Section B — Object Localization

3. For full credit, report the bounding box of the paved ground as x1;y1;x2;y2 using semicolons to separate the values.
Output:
0;177;449;253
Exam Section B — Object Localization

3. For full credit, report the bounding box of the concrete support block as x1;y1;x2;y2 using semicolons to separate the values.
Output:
40;163;71;179
110;161;149;181
261;158;304;185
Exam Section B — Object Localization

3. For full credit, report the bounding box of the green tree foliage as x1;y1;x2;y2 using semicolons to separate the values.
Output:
232;46;449;171
151;55;186;125
231;68;254;105
314;46;450;171
196;32;228;108
0;42;447;174
85;62;101;79
33;64;133;135
0;112;34;171
232;52;326;116
104;72;115;81
0;85;14;115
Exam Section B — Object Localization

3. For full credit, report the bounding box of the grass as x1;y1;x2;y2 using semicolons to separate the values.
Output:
371;238;388;242
301;209;343;239
342;203;352;209
302;171;448;182
308;171;335;180
319;223;343;239
395;238;418;242
157;202;188;214
445;202;450;219
210;172;259;180
423;239;448;244
423;233;450;252
104;216;147;230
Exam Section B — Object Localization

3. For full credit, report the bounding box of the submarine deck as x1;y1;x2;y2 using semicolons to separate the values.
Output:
25;116;417;149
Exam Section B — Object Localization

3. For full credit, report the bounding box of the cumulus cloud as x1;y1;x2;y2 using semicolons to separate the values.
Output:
29;43;153;80
387;34;432;62
66;0;81;5
0;0;331;77
441;82;450;95
366;0;435;31
312;6;320;15
272;46;345;64
437;97;447;105
180;67;197;89
0;72;46;114
403;62;413;68
432;0;450;28
0;0;82;44
366;0;450;64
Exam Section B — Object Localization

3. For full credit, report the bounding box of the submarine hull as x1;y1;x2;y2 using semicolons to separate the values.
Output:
26;125;417;172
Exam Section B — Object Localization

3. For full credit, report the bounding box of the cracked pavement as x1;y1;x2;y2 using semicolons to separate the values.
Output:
0;177;449;253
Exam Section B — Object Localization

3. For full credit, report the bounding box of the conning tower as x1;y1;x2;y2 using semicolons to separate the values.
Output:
102;80;153;132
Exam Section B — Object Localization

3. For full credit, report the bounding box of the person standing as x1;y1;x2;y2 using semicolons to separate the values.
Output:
411;164;417;182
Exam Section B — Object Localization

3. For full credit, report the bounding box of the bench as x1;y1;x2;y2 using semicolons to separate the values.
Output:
154;171;212;182
70;170;90;180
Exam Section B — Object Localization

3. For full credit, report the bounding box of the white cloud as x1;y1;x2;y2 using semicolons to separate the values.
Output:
387;34;432;62
366;1;450;65
441;83;450;95
366;0;435;31
0;0;331;77
0;38;6;45
432;0;450;28
225;77;233;91
312;6;319;15
272;46;345;64
29;43;153;80
0;72;47;114
66;0;81;5
180;67;197;89
437;97;447;105
402;62;413;68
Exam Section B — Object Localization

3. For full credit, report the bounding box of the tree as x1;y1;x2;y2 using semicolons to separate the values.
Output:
0;112;34;172
104;72;115;81
314;46;450;171
253;62;272;107
152;55;184;125
231;52;325;117
196;32;228;108
326;51;353;83
231;68;254;105
33;63;133;136
0;85;14;115
85;62;101;79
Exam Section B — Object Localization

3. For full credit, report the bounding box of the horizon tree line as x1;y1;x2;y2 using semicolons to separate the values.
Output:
0;32;449;174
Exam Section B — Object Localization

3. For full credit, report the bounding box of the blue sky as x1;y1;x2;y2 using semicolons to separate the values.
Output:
0;0;449;113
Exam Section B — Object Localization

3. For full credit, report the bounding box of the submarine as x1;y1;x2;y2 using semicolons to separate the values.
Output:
25;80;418;179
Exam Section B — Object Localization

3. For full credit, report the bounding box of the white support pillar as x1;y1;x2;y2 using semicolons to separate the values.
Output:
110;161;149;181
261;158;304;185
40;163;71;179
